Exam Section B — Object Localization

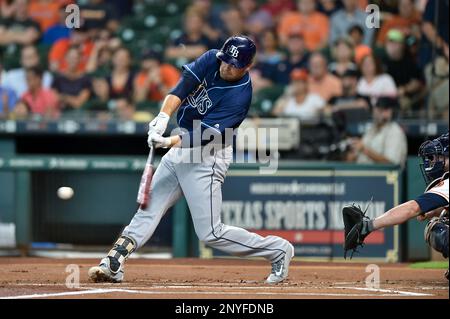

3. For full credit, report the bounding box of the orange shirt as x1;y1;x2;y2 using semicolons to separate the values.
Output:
27;1;60;32
377;13;421;45
278;11;329;51
135;64;181;102
49;38;94;73
355;44;372;64
308;74;343;102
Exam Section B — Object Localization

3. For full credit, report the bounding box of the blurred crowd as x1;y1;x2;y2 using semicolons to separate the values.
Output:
0;0;448;162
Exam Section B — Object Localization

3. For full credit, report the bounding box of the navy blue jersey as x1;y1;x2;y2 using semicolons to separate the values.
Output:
175;49;252;146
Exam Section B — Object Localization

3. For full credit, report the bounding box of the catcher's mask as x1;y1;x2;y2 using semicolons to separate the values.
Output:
418;132;449;184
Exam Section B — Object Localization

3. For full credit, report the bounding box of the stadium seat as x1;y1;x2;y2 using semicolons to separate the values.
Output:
121;15;159;31
141;2;183;17
81;98;109;112
250;85;285;117
1;44;21;70
37;43;51;70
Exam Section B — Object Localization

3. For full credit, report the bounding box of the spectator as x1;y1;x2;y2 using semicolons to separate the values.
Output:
220;7;246;39
261;0;296;21
424;56;449;121
328;37;358;77
414;0;428;13
356;0;368;10
18;66;59;119
327;69;369;111
0;61;18;119
371;0;398;14
249;65;273;93
308;52;343;102
272;68;325;123
318;0;343;17
419;0;449;66
257;29;284;65
188;1;223;46
115;97;135;121
114;96;153;122
376;0;421;47
1;45;53;97
85;29;116;74
0;56;6;80
357;53;397;106
249;30;284;92
79;0;120;34
105;47;134;100
278;0;330;51
49;25;94;73
88;75;110;111
11;97;31;119
52;46;91;111
0;0;40;46
262;32;310;86
41;4;71;45
348;24;372;64
235;0;273;37
165;10;211;62
134;50;181;103
1;0;16;18
381;29;424;113
27;0;60;33
329;0;375;46
347;97;407;167
326;69;370;128
419;0;449;120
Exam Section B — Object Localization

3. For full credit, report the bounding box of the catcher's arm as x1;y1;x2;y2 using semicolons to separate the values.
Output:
383;190;449;224
372;200;421;230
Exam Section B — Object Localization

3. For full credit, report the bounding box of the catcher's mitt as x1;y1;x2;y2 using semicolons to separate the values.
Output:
342;203;371;259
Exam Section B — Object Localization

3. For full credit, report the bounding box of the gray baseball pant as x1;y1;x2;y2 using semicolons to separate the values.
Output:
122;145;290;262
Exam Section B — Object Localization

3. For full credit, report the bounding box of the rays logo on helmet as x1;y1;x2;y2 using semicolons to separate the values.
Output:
227;45;239;58
216;36;256;68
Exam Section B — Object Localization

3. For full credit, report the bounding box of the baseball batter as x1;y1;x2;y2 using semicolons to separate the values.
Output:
88;36;294;284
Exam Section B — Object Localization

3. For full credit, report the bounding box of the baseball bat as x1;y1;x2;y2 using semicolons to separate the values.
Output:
137;145;155;209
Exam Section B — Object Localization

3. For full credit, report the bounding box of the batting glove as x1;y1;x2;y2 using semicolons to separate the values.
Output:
148;112;170;136
148;132;171;149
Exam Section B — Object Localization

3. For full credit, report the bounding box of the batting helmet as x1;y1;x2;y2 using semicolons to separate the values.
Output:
216;36;256;69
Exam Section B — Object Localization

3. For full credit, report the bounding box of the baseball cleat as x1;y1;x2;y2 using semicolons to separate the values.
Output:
266;243;294;284
88;257;124;283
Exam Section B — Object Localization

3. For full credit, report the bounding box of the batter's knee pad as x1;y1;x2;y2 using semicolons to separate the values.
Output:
424;216;449;258
108;235;137;267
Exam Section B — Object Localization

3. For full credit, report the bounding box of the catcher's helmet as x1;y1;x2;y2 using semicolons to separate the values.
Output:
418;132;449;183
216;36;256;69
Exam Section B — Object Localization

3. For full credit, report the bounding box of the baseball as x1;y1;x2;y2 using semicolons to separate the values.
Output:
57;187;74;200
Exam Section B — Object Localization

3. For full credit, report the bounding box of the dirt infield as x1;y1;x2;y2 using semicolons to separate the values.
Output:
0;258;448;299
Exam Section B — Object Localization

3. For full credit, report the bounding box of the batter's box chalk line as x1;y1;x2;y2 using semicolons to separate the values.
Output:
1;284;437;299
